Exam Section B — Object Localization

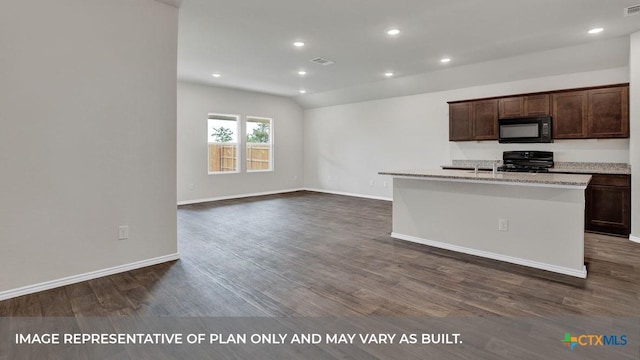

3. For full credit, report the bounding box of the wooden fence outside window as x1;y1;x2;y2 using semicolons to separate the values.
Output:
208;143;270;172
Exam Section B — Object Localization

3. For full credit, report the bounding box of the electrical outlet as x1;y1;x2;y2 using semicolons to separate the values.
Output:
383;181;388;188
328;175;332;181
498;219;509;232
118;225;129;240
189;183;195;191
369;180;374;186
293;175;298;181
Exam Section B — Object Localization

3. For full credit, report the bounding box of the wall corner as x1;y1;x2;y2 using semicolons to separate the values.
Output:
629;31;640;240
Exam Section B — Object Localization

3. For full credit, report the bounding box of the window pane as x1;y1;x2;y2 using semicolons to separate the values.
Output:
209;143;238;173
246;118;270;143
208;114;239;174
246;144;271;171
208;118;238;143
246;117;272;172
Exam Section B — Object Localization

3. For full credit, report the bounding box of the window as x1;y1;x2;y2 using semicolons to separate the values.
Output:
246;116;273;172
208;114;239;174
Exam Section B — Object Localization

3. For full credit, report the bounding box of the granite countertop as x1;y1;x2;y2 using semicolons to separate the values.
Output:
445;160;630;175
549;162;630;175
379;169;592;188
446;160;500;170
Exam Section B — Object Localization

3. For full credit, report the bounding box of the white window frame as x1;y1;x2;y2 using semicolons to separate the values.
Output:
245;116;273;173
207;113;240;175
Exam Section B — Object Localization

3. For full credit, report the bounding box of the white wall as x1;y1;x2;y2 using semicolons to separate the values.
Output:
305;92;449;199
177;82;304;203
0;0;179;295
304;67;629;199
630;32;640;241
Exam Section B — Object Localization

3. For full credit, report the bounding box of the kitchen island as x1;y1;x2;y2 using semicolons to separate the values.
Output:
378;169;592;278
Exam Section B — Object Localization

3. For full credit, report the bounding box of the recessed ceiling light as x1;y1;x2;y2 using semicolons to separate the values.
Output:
293;41;305;47
298;70;307;76
440;58;451;63
299;89;307;94
212;73;221;78
387;29;400;36
384;72;394;77
588;27;604;34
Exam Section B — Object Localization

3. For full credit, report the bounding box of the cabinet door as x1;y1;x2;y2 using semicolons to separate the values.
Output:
588;86;629;138
499;97;524;118
524;94;550;115
473;100;498;140
585;175;631;236
552;91;588;139
449;103;473;141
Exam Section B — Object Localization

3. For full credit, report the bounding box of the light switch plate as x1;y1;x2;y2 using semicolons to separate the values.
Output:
118;225;129;240
498;219;509;232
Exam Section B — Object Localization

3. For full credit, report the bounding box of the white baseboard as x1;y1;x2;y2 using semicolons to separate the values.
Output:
630;234;640;243
177;188;305;205
179;188;392;205
0;253;180;301
391;232;587;278
304;188;392;202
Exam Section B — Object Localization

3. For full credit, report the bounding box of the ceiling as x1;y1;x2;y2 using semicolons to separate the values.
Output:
177;0;640;102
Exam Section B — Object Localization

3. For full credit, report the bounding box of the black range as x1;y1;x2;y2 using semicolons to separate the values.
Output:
497;151;554;173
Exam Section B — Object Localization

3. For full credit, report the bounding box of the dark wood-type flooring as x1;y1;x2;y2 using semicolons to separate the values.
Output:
1;191;639;317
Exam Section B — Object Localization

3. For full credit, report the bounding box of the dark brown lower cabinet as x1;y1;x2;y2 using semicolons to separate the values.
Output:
585;174;631;236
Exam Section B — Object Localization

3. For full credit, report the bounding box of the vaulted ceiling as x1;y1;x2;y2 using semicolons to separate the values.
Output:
177;0;640;106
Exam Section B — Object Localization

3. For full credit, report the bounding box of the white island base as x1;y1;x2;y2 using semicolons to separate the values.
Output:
383;171;592;278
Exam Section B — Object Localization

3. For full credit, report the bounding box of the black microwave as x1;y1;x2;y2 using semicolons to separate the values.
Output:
498;116;553;143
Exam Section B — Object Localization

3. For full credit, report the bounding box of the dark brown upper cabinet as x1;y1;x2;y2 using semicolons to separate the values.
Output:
473;100;498;140
449;102;473;141
449;83;628;142
552;85;629;139
498;95;550;118
449;100;497;141
499;97;523;118
588;86;629;138
552;91;588;139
